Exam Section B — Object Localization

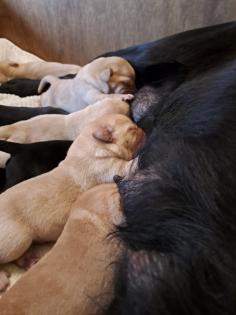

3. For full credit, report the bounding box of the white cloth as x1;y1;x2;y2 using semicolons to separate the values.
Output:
0;93;40;107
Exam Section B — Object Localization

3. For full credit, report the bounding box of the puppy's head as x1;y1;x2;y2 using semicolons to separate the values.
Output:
68;114;145;161
80;57;135;94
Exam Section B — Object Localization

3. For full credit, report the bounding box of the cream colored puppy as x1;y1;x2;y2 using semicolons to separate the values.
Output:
0;184;123;314
0;98;130;143
0;114;144;267
38;57;135;112
0;60;81;83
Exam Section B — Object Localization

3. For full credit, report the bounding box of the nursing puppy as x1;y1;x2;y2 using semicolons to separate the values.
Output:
0;60;80;83
0;113;144;272
105;62;236;315
38;57;135;112
0;140;72;192
0;105;67;127
0;98;130;143
0;184;123;315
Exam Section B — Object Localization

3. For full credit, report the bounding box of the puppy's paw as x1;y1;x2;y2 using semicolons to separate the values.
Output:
0;270;10;293
108;94;134;102
121;94;134;102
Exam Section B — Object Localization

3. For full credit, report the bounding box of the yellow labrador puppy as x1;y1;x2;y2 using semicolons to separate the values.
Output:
38;57;135;112
0;114;144;267
0;184;123;315
0;60;81;83
0;98;130;143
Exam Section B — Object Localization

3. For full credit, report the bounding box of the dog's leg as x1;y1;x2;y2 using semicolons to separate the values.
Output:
0;270;10;293
0;125;27;143
0;125;13;141
107;93;134;102
85;89;134;105
0;220;33;264
0;151;10;168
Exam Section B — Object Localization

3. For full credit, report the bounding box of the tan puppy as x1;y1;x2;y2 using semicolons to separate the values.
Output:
38;57;135;112
0;184;123;315
0;113;144;267
0;60;81;83
0;98;130;143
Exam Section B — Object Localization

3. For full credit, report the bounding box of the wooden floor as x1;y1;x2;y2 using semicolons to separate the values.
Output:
0;0;236;64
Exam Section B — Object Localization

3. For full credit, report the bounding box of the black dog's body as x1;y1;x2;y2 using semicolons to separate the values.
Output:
105;59;236;314
0;74;76;97
0;105;68;126
0;78;41;97
101;22;236;129
0;140;72;192
101;22;236;85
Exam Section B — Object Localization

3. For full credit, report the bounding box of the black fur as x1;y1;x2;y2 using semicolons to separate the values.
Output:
106;59;236;315
0;78;41;97
0;74;76;97
100;22;236;87
0;105;68;126
100;22;236;134
100;22;236;132
130;62;188;125
0;140;72;192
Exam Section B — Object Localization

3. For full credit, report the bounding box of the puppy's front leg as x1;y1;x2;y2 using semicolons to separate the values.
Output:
0;270;10;293
113;157;139;181
85;89;133;105
0;114;67;143
0;218;33;264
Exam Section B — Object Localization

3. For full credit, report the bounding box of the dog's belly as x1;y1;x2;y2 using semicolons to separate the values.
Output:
132;86;161;122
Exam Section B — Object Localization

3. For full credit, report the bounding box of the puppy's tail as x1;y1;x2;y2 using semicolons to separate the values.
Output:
0;140;22;155
38;75;59;94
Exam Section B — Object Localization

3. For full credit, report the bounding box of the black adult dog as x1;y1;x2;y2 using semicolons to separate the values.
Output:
101;21;236;86
101;22;236;128
106;60;236;315
0;104;68;126
0;140;72;192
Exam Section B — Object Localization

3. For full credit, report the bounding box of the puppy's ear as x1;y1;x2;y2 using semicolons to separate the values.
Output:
92;125;114;143
38;75;59;94
100;68;112;82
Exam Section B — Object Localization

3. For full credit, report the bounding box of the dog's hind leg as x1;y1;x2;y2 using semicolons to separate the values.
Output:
0;270;10;293
0;220;33;264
